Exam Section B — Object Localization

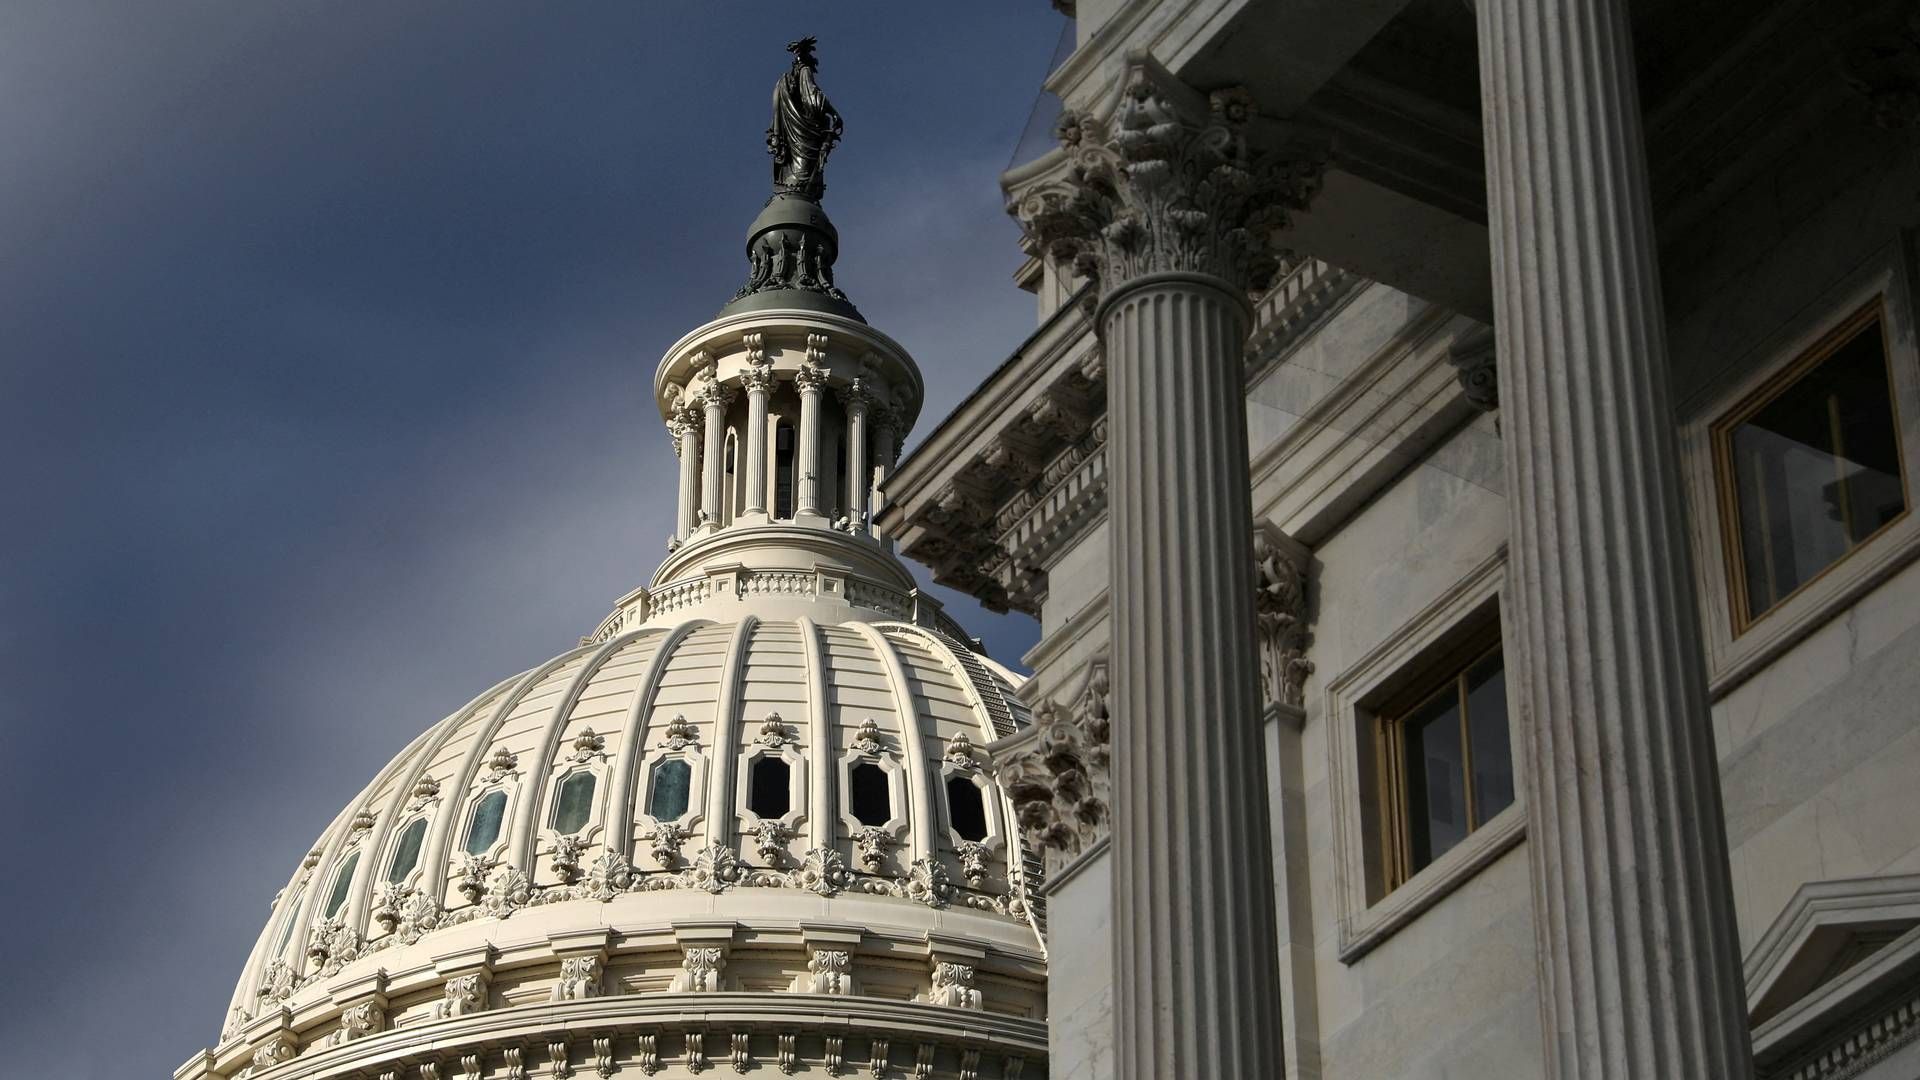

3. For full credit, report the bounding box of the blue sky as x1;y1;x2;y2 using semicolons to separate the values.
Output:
0;4;1062;1074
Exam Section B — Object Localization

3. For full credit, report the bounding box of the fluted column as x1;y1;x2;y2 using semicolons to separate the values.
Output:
741;364;774;518
1476;1;1753;1075
699;381;735;532
840;381;871;533
868;406;898;542
794;360;829;519
1012;60;1323;1080
669;400;702;543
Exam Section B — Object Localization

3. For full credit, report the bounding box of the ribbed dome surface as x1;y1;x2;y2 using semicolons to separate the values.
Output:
227;615;1037;1032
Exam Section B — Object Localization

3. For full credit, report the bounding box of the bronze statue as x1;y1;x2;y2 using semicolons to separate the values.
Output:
767;36;843;200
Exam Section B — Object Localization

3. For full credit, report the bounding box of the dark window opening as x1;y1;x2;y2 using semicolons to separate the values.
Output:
946;775;989;842
1718;302;1906;628
850;762;891;827
748;756;791;819
774;422;795;519
648;758;692;821
385;818;427;884
552;771;596;835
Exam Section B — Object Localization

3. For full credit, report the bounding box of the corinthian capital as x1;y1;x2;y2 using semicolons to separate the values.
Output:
739;363;776;395
701;380;738;412
794;362;830;394
1011;58;1326;299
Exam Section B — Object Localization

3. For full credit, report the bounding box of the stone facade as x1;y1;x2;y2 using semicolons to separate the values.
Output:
883;1;1920;1076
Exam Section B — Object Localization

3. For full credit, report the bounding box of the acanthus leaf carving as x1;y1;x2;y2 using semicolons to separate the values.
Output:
550;955;602;1001
1252;523;1314;710
550;833;588;884
1010;60;1325;298
929;960;982;1010
644;821;693;868
327;1000;384;1046
792;947;855;995
753;818;794;864
433;973;487;1019
994;659;1110;856
583;849;632;900
954;840;991;888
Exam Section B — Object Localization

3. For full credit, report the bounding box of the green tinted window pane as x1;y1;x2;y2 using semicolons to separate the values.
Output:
1402;687;1467;874
748;757;791;819
323;852;359;919
465;790;506;856
385;818;428;884
272;889;304;956
648;759;692;821
947;775;989;842
1731;318;1904;617
553;772;596;835
851;763;891;827
1465;652;1515;825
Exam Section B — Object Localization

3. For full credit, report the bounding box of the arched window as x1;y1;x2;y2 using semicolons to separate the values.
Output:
850;762;891;827
946;775;989;842
747;756;792;819
465;790;507;856
385;818;428;884
322;851;359;920
552;771;596;835
774;421;795;519
648;758;692;821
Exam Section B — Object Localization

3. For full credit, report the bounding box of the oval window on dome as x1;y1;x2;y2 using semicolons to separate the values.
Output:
946;775;989;842
465;790;507;856
850;762;891;827
322;852;359;919
385;818;427;884
748;756;791;819
552;771;596;835
648;758;692;821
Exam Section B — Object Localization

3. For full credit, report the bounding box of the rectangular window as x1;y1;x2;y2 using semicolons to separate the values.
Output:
774;423;795;520
1714;300;1907;631
1377;639;1513;890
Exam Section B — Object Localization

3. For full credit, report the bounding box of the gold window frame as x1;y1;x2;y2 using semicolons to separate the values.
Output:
1710;298;1909;635
1374;633;1505;892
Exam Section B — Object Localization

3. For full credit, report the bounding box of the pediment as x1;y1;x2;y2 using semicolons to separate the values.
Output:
1746;874;1920;1029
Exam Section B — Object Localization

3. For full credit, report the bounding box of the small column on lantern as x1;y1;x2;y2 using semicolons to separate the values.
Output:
839;379;871;533
699;380;736;533
794;354;830;521
741;359;774;521
669;395;702;545
868;404;898;543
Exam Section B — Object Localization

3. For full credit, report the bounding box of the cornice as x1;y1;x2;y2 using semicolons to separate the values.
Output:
886;258;1366;616
211;993;1049;1080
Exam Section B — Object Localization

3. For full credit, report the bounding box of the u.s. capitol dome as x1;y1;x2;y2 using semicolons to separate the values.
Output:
181;43;1048;1080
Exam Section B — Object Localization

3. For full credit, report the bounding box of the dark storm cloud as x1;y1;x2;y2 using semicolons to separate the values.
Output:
0;4;1056;1075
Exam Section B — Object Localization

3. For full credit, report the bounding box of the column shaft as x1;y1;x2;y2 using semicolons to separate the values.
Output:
1106;276;1283;1080
869;416;897;541
743;373;771;516
1476;0;1753;1075
844;396;869;532
795;367;826;518
673;407;701;541
700;389;729;531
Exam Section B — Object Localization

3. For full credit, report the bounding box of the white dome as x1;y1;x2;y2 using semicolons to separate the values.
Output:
211;610;1046;1078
